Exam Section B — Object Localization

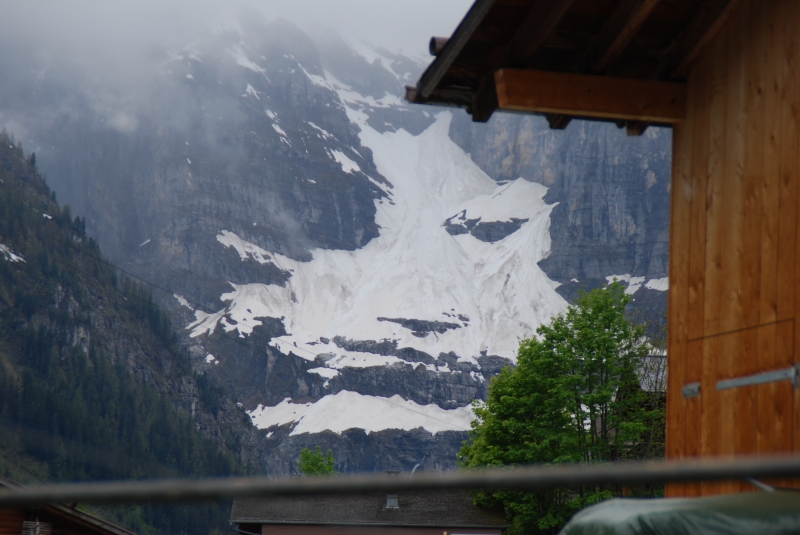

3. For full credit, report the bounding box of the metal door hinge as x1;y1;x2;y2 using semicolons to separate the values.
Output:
682;382;701;398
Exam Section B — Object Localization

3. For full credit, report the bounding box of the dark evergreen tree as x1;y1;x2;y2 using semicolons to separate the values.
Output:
0;130;251;535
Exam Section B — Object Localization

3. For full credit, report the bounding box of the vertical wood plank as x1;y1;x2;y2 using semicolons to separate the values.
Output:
773;319;794;488
758;0;782;325
683;338;704;496
788;0;800;467
700;334;721;496
738;327;760;493
737;0;766;333
718;0;750;335
678;28;713;498
665;117;693;497
777;0;799;323
687;43;713;342
756;322;777;458
701;9;730;339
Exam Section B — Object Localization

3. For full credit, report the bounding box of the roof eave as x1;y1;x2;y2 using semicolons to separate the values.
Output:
415;0;496;99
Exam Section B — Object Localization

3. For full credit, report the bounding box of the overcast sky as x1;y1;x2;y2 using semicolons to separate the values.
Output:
0;0;473;61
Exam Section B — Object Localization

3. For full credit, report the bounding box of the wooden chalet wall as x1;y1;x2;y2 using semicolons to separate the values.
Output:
667;0;800;497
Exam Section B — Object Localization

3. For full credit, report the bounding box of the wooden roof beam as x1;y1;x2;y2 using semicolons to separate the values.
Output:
508;0;578;68
656;0;742;79
583;0;664;74
471;0;576;122
548;0;663;133
495;69;686;124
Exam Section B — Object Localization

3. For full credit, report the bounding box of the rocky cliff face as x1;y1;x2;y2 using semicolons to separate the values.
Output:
0;14;671;475
449;112;671;327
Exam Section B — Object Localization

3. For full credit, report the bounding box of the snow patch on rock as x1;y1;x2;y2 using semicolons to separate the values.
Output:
243;84;260;99
248;390;473;436
607;274;669;294
0;243;24;263
329;149;360;174
229;45;265;74
645;277;669;291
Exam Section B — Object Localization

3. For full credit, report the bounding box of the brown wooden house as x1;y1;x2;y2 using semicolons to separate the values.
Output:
230;490;506;535
407;0;800;498
0;476;136;535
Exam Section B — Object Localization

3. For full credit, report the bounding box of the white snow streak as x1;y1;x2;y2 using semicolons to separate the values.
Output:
330;150;360;174
307;367;339;379
217;230;272;264
0;243;25;263
248;391;473;436
173;294;192;310
243;84;260;100
307;121;332;139
298;64;330;89
228;45;265;74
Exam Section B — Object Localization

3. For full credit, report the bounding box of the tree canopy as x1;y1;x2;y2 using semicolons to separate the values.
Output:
297;446;336;476
459;282;664;534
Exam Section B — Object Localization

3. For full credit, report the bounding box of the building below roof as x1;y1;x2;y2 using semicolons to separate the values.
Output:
231;489;507;535
0;476;137;535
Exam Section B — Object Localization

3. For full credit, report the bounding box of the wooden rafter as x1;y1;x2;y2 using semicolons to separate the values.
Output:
471;0;576;122
548;0;663;133
508;0;578;68
657;0;741;79
495;69;686;124
584;0;664;74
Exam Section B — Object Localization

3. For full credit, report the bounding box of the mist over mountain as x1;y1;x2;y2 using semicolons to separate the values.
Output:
0;11;670;475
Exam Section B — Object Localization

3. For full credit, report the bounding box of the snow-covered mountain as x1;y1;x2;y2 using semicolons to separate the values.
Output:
0;14;671;474
190;116;566;363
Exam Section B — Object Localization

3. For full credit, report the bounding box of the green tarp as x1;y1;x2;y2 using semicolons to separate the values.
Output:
559;491;800;535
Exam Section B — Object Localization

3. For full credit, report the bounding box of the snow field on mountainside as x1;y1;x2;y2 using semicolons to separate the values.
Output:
188;112;569;363
248;390;473;435
186;58;576;438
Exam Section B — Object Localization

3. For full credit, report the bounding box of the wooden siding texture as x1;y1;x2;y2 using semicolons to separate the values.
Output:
666;0;800;497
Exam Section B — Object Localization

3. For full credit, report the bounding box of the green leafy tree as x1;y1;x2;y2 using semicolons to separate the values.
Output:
297;446;336;475
459;282;663;534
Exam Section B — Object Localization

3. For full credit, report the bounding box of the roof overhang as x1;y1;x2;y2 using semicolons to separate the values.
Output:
407;0;741;134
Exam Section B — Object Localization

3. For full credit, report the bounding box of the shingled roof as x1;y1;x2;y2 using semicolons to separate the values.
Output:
230;490;507;528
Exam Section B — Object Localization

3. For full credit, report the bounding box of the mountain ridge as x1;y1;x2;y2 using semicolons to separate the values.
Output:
0;15;671;475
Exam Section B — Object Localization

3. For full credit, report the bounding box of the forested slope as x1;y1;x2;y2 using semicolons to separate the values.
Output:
0;131;258;534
